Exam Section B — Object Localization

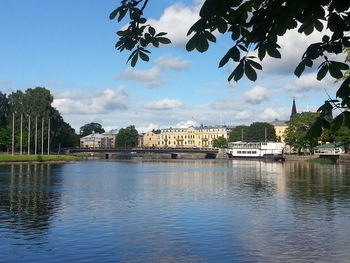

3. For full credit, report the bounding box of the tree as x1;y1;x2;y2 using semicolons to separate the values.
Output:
228;125;249;142
212;136;227;148
246;122;277;141
115;125;139;147
79;122;105;137
1;87;79;152
0;92;9;128
111;0;350;136
0;126;12;152
284;112;320;154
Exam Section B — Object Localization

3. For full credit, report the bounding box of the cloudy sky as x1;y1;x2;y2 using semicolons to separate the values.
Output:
0;0;340;133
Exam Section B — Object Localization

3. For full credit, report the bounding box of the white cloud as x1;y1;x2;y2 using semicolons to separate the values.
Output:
156;56;190;70
259;27;346;75
173;120;199;128
244;86;269;104
137;123;160;133
117;67;163;88
52;88;128;115
148;3;200;46
283;73;334;94
259;107;290;121
144;98;183;110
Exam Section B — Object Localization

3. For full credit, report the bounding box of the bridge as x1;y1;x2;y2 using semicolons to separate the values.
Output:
66;147;220;159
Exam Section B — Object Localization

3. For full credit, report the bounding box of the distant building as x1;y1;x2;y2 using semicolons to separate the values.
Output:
143;125;232;148
103;129;118;147
270;119;288;142
80;129;118;148
271;99;298;143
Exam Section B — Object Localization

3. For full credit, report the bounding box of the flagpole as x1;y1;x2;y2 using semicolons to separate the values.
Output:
28;115;31;155
41;118;44;155
35;116;38;155
12;113;14;156
47;118;50;155
20;114;23;155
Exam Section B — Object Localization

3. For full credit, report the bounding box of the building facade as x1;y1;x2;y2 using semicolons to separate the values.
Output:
143;126;231;148
270;119;288;143
80;129;118;148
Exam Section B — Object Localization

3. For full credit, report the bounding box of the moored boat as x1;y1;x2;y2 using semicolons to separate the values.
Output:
226;141;285;162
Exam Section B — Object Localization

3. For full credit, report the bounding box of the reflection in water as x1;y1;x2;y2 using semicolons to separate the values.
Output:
0;160;350;263
0;164;61;244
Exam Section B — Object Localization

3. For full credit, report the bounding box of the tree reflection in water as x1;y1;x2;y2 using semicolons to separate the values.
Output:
0;164;61;241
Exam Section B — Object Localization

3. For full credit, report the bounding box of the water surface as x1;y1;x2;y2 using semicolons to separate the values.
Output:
1;160;350;262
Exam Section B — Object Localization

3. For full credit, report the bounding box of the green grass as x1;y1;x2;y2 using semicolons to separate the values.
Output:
0;154;81;162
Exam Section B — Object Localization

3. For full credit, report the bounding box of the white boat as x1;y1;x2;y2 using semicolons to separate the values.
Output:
226;141;285;161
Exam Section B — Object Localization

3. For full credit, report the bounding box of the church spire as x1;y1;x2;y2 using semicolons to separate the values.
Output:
290;98;297;119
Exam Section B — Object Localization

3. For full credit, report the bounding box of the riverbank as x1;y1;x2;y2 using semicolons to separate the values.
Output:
0;154;81;164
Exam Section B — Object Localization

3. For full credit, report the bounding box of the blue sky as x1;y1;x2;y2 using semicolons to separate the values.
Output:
0;0;340;132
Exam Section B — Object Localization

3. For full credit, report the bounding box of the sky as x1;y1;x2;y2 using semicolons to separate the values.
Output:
0;0;342;133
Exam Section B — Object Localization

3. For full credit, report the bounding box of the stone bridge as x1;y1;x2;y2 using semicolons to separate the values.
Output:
66;147;220;159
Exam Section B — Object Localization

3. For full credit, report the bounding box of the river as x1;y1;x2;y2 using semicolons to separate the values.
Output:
0;159;350;263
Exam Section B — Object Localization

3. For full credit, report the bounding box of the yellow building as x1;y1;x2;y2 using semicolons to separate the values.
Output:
80;132;113;148
143;125;231;148
270;119;288;143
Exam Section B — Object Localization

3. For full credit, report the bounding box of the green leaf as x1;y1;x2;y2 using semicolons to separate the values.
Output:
130;52;138;67
228;60;244;82
314;20;324;32
343;111;350;128
109;9;119;20
118;9;127;22
317;64;328;80
219;50;231;68
196;34;209;53
157;37;171;44
332;61;349;70
244;63;257;81
231;27;240;41
258;46;266;61
231;46;240;61
306;117;322;138
336;78;350;98
304;23;314;35
294;61;305;77
205;31;216;43
266;46;281;58
329;63;343;78
148;27;156;36
139;51;149;62
156;32;167;37
247;59;262;70
186;34;198;51
331;113;344;132
139;18;147;24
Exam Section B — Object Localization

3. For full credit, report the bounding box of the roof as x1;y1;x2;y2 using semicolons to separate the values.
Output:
103;129;118;135
81;133;106;139
270;119;288;126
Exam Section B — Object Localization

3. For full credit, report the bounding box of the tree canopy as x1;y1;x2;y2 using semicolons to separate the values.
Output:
79;122;105;137
284;112;320;153
0;87;78;152
111;0;350;136
212;136;228;148
115;125;139;147
228;125;249;142
228;122;276;142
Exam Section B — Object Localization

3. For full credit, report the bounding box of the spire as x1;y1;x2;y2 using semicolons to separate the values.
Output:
290;98;297;119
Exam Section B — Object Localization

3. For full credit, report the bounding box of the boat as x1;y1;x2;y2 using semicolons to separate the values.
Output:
226;141;285;162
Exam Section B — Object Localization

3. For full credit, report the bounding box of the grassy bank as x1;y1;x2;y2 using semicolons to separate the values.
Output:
0;154;81;163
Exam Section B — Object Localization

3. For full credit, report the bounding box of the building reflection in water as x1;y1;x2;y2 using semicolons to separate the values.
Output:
0;164;61;243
